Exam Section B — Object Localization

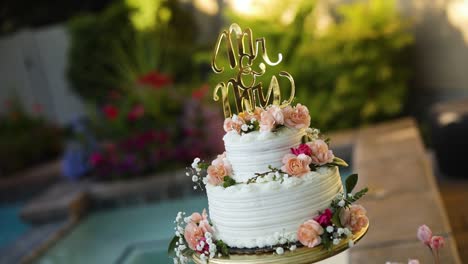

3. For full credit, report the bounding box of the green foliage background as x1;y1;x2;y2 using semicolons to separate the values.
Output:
67;0;413;132
216;0;413;131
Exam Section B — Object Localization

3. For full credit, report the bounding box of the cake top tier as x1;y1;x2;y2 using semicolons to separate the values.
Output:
211;23;295;118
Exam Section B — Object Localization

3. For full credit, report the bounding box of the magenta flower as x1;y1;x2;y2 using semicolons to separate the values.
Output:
313;208;333;226
291;144;312;156
417;225;433;245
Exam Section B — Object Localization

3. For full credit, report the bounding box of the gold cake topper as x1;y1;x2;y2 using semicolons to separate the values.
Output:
211;23;295;118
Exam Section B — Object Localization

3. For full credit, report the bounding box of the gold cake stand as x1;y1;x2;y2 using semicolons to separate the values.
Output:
192;223;368;264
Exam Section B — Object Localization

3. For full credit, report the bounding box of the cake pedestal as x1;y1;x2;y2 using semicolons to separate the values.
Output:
192;223;368;264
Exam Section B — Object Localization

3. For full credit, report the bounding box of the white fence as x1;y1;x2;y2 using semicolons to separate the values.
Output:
0;25;85;125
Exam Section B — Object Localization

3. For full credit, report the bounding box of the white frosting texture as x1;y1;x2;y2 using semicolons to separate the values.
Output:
223;127;305;182
206;167;342;248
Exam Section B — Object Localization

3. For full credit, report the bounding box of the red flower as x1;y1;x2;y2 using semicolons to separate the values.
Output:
127;105;145;121
102;104;119;120
192;84;209;99
138;71;172;89
314;208;333;226
291;144;312;156
90;152;104;167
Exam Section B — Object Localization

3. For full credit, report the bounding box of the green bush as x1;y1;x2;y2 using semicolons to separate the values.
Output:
67;0;199;103
220;0;413;131
0;100;63;177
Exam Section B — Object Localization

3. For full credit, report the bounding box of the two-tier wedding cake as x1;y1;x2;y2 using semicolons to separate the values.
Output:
169;23;368;264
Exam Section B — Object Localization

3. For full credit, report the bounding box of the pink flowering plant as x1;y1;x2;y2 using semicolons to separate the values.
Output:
298;174;369;251
168;210;229;264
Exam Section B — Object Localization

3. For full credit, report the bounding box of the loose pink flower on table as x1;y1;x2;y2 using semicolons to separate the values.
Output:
283;104;311;129
339;204;368;233
417;224;433;245
430;236;445;250
307;139;334;166
223;115;245;133
314;208;333;227
297;219;324;248
207;152;232;185
291;144;312;156
184;222;204;250
281;153;312;177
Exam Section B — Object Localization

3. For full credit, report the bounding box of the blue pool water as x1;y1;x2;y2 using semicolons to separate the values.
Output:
0;202;30;249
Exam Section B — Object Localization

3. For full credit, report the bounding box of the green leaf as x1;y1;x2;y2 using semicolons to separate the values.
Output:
332;157;349;167
345;174;358;194
216;240;230;256
331;208;343;228
321;232;333;251
168;235;179;256
223;176;236;188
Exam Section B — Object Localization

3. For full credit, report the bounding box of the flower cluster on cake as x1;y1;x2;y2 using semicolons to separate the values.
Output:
168;24;368;264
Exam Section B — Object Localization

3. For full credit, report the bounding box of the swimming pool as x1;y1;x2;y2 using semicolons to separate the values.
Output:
0;202;30;248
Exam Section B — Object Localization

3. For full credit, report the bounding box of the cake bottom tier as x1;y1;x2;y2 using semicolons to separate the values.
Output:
206;167;343;248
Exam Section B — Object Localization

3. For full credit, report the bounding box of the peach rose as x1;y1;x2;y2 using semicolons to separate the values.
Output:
207;152;232;185
307;139;335;166
190;212;202;224
283;104;311;129
267;105;284;125
281;153;312;177
259;110;276;132
339;204;368;233
184;222;204;250
239;107;263;122
297;219;324;248
223;115;245;133
199;209;214;234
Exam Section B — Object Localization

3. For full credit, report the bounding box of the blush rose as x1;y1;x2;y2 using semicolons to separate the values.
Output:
339;204;369;233
223;115;245;133
283;104;311;129
307;139;334;166
184;222;204;250
297;219;324;248
207;152;232;185
281;153;312;177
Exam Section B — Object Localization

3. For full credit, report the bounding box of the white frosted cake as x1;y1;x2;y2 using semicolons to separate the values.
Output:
169;23;368;264
207;126;343;249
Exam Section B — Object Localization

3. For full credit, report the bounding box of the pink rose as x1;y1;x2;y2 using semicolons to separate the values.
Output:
408;260;420;264
184;222;204;250
283;104;311;129
291;144;312;156
199;209;214;234
190;212;202;223
307;140;334;166
259;110;276;132
223;115;245;133
314;208;333;227
207;152;232;185
340;204;368;233
297;219;324;248
430;236;445;250
267;105;284;125
281;153;312;177
417;224;433;245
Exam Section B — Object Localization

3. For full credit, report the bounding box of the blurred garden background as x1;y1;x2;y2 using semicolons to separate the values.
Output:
0;0;468;263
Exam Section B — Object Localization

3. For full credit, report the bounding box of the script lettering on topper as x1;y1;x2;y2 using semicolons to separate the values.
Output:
211;23;295;118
